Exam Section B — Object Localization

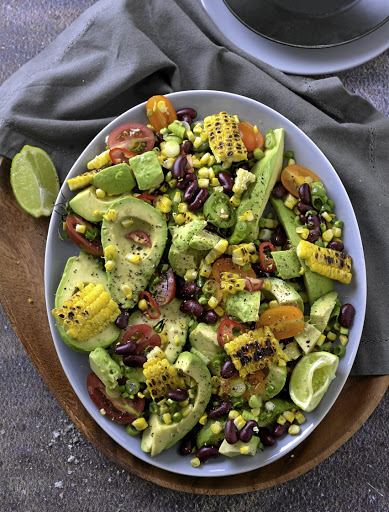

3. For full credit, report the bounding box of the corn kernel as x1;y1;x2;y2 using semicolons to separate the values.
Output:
288;158;296;166
301;228;310;240
178;202;188;213
158;196;172;213
322;229;334;242
103;209;117;222
163;413;172;424
173;191;182;203
210;421;223;435
121;219;134;228
322;211;332;223
340;334;349;346
132;418;148;431
234;415;246;430
198;167;210;179
137;392;145;399
180;399;189;408
186;129;196;142
126;254;141;264
200;153;211;165
284;193;299;209
163;157;175;170
268;300;279;308
332;227;342;238
299;266;305;275
182;404;194;418
295;411;306;424
121;284;132;300
288;424;301;435
211;178;220;187
214;306;224;316
76;281;84;290
160;331;168;344
228;410;240;420
75;224;86;234
87;149;112;170
250;408;260;417
277;415;287;425
191;457;201;467
317;333;326;346
193;137;203;149
208;296;219;309
92;209;103;217
327;331;337;341
198;178;209;188
263;280;272;291
104;260;115;271
240;446;249;455
193;124;203;135
230;195;241;207
184;269;198;282
175;214;185;225
104;245;118;260
199;414;208;425
283;411;295;423
208;155;216;167
334;322;341;331
138;299;147;310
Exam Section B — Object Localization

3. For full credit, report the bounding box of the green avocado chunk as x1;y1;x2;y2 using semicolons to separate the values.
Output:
101;196;167;308
219;437;260;457
54;251;120;353
69;186;132;222
196;418;226;449
89;347;122;398
170;218;207;252
272;249;301;280
263;277;304;311
270;196;333;304
294;322;322;354
258;397;295;427
189;229;222;251
230;128;284;242
259;363;287;401
141;352;212;457
129;151;164;190
168;244;207;278
224;289;262;323
189;322;224;360
91;163;136;195
310;291;338;333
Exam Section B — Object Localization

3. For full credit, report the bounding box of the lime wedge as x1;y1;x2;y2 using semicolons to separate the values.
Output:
10;145;60;217
289;351;339;412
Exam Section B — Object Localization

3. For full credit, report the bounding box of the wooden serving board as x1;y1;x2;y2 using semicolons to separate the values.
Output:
0;155;387;494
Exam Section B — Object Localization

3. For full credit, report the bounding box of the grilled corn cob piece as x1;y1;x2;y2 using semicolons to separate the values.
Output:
67;170;99;191
296;240;352;284
224;327;284;378
143;348;186;400
87;149;112;170
52;283;120;341
220;272;246;295
203;112;247;163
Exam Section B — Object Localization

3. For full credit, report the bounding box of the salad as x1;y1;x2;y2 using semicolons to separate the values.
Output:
52;94;356;467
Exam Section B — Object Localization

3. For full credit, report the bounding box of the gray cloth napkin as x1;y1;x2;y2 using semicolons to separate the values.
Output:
0;0;387;375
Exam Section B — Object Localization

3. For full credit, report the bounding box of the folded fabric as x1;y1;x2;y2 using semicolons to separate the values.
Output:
0;0;387;374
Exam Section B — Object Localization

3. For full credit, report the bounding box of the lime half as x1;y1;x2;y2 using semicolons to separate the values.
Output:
10;145;60;218
289;351;339;412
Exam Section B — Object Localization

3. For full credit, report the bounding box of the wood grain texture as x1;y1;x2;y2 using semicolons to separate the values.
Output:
0;154;388;494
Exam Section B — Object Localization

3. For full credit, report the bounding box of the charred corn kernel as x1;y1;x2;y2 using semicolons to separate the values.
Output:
283;411;295;423
162;413;172;425
340;334;349;346
284;193;299;209
240;446;250;455
175;213;185;225
214;306;224;316
104;260;115;271
159;183;168;193
238;210;254;222
132;418;148;431
297;240;352;284
288;424;301;435
204;239;229;265
198;167;210;178
183;212;196;223
277;415;287;425
104;245;118;261
200;153;211;165
198;178;209;188
121;285;132;300
332;227;342;238
232;168;256;195
211;178;220;187
210;421;223;435
95;188;106;199
87;150;112;170
295;411;306;424
228;410;240;420
75;224;86;234
231;243;256;266
52;283;120;341
103;209;117;222
178;202;188;213
193;124;203;135
234;415;246;430
163;158;175;170
67;170;99;191
220;272;246;295
121;219;134;228
184;269;198;282
138;299;147;310
182;404;194;418
143;351;185;400
208;296;219;309
204;112;247;163
317;333;326;346
126;254;141;265
199;414;208;425
322;211;332;223
199;259;212;278
191;457;201;468
322;229;334;242
224;327;284;378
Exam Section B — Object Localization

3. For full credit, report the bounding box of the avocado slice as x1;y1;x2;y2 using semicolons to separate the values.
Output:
189;229;222;251
126;298;190;363
263;277;304;311
230;128;284;242
224;289;261;323
219;437;260;457
91;163;136;195
54;252;120;352
310;291;338;333
270;196;333;304
89;347;123;398
196;418;226;449
170;218;207;252
141;352;212;457
294;322;322;354
101;196;167;308
69;186;131;222
271;249;301;280
258;397;295;427
168;244;207;278
189;322;224;360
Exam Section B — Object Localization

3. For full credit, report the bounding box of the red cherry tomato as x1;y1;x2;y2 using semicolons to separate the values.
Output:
256;305;304;340
121;324;161;353
259;242;277;273
217;318;246;348
65;215;103;257
125;230;152;248
109;148;137;165
238;121;265;152
87;373;145;424
211;258;256;283
244;277;264;292
149;267;176;306
139;291;161;319
107;123;154;154
146;95;177;132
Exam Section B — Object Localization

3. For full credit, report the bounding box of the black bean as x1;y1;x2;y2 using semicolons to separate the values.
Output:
208;401;233;419
176;107;197;120
171;155;187;179
122;354;147;367
272;182;288;198
180;140;192;154
273;421;291;437
224;419;239;444
297;202;313;214
247;151;254;160
251;263;270;278
328;241;344;252
202;310;218;325
257;427;276;446
220;359;236;379
218;171;234;194
182;180;199;203
299;213;307;224
180;299;204;318
179;282;197;299
176;173;196;189
238;162;250;171
339;303;355;328
115;309;130;329
114;340;137;355
196;446;219;463
299;183;311;204
188;188;209;211
273;225;287;246
167;389;189;402
239;420;258;443
179;435;196;455
156;132;164;144
306;213;320;243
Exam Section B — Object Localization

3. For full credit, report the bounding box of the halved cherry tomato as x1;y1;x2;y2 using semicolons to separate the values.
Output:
238;121;265;151
244;277;264;292
109;148;137;165
65;215;103;257
256;305;304;340
281;164;321;198
125;230;151;248
121;324;161;353
136;193;156;205
149;267;176;306
212;258;256;283
87;373;145;424
146;95;177;132
107;123;154;154
259;242;277;273
139;291;161;319
217;318;246;348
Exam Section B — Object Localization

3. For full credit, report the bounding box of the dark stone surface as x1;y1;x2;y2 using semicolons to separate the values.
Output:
0;2;388;511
